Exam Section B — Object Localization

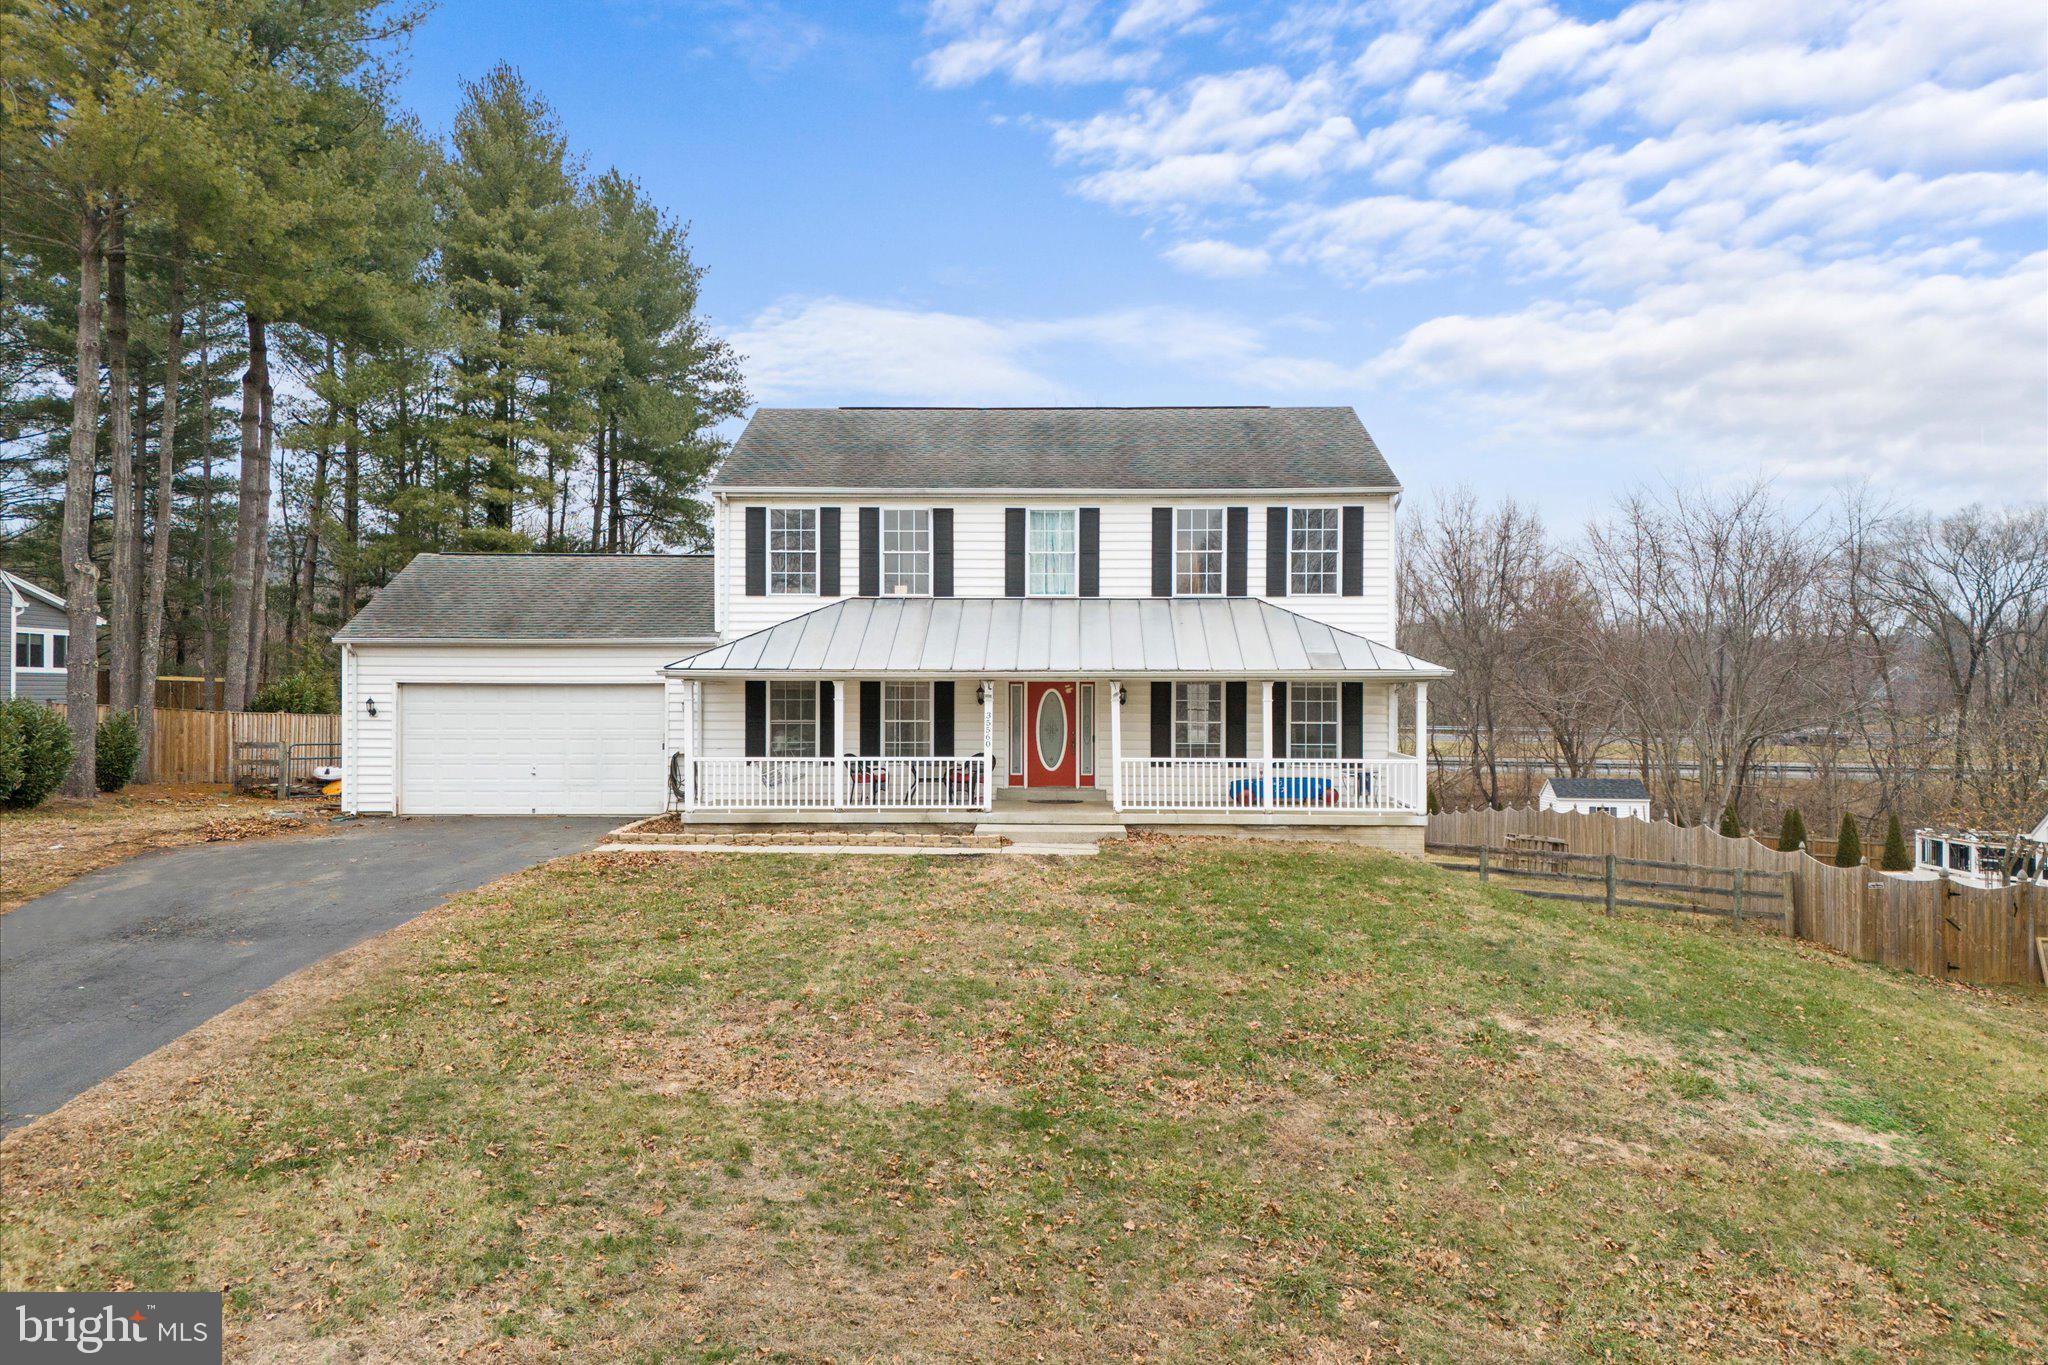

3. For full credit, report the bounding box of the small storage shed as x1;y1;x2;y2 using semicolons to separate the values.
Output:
1538;776;1652;821
334;554;713;816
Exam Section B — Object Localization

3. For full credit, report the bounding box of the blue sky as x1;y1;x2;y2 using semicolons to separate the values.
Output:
396;0;2048;521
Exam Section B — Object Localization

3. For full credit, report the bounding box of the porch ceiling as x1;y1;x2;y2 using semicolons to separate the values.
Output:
664;597;1450;679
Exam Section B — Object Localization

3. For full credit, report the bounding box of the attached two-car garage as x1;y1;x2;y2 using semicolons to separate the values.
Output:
397;684;665;815
334;554;714;817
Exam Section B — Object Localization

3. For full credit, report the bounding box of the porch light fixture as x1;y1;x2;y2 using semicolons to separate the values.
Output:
1115;685;1127;706
976;683;989;704
365;697;378;717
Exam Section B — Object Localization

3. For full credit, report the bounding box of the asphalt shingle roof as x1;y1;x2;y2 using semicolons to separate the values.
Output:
1545;777;1652;801
713;407;1399;491
334;554;715;642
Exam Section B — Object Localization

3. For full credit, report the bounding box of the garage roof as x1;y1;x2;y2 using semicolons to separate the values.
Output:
664;597;1448;678
335;553;715;642
713;407;1399;491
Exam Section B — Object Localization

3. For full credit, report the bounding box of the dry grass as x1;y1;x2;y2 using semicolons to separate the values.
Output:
3;839;2043;1361
0;783;327;912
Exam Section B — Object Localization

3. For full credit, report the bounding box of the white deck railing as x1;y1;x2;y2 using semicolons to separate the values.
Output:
1115;757;1425;813
690;756;988;812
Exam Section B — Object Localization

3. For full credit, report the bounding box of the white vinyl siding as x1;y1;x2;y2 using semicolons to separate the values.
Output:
717;494;1398;644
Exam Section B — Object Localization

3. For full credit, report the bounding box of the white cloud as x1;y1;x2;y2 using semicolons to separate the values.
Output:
913;0;2048;495
1162;238;1273;277
732;298;1069;404
922;0;1165;87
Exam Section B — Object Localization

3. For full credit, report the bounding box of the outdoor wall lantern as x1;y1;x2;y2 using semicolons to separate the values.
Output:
975;683;989;705
1115;685;1127;706
365;696;378;717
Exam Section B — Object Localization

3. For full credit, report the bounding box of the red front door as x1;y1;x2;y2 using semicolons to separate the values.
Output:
1025;681;1078;787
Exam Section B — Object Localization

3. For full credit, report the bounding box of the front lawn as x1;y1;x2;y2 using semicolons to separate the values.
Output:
3;837;2042;1359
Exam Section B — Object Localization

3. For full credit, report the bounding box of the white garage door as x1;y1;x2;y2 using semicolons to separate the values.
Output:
399;683;665;815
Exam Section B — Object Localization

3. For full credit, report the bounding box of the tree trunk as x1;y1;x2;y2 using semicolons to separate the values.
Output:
137;260;186;778
61;208;108;799
340;403;360;618
225;313;267;711
105;213;138;714
590;415;606;552
198;301;220;709
248;368;275;699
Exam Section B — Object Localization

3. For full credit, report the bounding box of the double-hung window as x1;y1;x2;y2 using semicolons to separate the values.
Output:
767;681;818;756
882;682;932;756
881;508;931;595
1026;509;1078;596
1287;682;1340;758
768;508;818;595
1172;683;1223;757
14;630;65;671
1174;508;1224;595
1289;508;1340;595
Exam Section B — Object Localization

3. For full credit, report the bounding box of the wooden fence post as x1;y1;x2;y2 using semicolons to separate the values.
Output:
1478;845;1489;882
1732;869;1745;927
1603;854;1615;915
1782;872;1795;937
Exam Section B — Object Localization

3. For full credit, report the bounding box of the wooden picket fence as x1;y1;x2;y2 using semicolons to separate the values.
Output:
1429;805;2046;988
53;705;340;785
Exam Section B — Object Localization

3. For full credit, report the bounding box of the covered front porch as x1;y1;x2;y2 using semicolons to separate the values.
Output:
662;598;1446;829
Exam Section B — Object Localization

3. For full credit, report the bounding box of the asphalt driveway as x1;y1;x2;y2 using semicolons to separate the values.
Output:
1;816;616;1130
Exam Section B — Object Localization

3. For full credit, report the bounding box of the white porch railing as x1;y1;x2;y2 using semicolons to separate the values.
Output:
690;756;988;812
1115;757;1425;813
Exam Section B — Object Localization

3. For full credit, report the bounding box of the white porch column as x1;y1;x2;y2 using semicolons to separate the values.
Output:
833;680;848;808
1108;680;1124;811
981;680;995;811
678;679;695;811
1260;680;1275;811
1414;681;1430;811
1386;681;1399;753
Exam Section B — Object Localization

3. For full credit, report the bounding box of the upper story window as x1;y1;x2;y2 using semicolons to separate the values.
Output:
768;508;817;595
768;680;817;755
1173;682;1223;758
1174;508;1225;595
14;630;67;671
1027;509;1077;596
1288;682;1340;758
882;682;932;756
1289;507;1340;595
881;508;931;596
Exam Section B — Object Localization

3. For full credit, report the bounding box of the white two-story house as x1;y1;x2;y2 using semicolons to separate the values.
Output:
336;406;1448;848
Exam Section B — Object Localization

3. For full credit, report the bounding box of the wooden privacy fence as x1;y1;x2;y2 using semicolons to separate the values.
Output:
1429;805;2045;988
53;705;340;786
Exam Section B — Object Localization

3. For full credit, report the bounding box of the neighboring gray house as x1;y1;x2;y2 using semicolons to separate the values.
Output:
1539;776;1652;820
3;569;73;704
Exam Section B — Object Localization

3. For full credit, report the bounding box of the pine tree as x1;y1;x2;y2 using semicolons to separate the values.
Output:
1881;812;1911;871
1835;814;1862;867
1719;805;1741;838
1777;808;1806;852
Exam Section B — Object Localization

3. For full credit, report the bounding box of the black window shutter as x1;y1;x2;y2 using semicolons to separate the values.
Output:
1266;506;1288;596
857;506;879;595
1150;682;1172;757
1342;505;1365;596
1271;681;1288;757
1079;508;1100;597
744;506;767;596
933;681;954;755
1225;681;1246;758
932;508;954;597
744;680;767;756
1226;506;1248;596
1004;508;1026;596
1340;681;1364;758
860;680;881;755
819;507;841;596
1151;507;1173;597
817;681;835;756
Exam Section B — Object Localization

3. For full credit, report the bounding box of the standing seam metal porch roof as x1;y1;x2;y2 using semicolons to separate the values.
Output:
664;598;1450;678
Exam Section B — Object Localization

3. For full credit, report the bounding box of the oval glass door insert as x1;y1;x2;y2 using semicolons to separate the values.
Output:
1035;689;1068;769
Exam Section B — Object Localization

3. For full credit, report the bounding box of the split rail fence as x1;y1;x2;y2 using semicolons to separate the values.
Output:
52;705;340;786
1428;806;2045;987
